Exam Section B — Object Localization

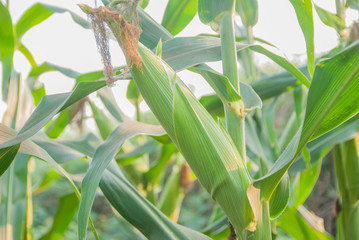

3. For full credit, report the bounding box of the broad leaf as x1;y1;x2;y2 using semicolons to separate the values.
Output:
138;8;173;49
100;161;212;240
162;0;197;35
0;81;106;149
78;122;165;240
253;41;359;201
15;3;89;42
278;207;334;240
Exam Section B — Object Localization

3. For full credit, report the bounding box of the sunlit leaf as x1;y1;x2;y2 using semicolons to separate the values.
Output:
162;0;197;35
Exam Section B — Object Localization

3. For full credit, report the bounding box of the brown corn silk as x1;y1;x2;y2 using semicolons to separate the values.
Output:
86;1;142;86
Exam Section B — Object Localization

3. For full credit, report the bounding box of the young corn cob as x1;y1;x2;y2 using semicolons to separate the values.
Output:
80;4;255;236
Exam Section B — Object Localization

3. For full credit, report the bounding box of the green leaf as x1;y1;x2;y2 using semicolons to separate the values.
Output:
138;8;173;49
253;41;359;201
15;3;89;42
0;124;100;239
251;68;306;100
31;85;46;106
278;207;334;240
39;193;79;240
0;80;106;149
88;100;115;139
291;159;322;208
192;64;262;114
269;174;290;219
314;4;345;32
116;140;159;164
45;101;84;138
32;129;208;240
144;143;177;185
0;2;15;100
138;0;149;9
289;0;314;76
334;137;359;207
27;62;80;90
0;144;20;177
33;133;84;164
304;44;359;141
98;87;127;122
18;43;36;67
291;114;359;173
235;0;258;27
160;36;309;86
126;80;142;105
162;0;197;35
157;165;182;219
100;161;212;240
78;122;165;240
173;82;253;232
199;95;225;118
0;153;29;240
197;0;234;31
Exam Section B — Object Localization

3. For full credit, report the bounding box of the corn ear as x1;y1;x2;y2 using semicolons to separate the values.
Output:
81;4;255;234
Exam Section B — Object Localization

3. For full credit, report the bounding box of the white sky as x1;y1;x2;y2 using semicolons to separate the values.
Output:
0;0;358;121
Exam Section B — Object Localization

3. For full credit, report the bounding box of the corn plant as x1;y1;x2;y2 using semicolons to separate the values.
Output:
1;0;359;239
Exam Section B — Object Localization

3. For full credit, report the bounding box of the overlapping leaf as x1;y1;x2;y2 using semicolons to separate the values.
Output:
0;81;106;149
253;41;359;201
78;122;166;240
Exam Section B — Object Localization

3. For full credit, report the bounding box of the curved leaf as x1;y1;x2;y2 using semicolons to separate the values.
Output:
193;64;262;113
253;41;359;201
160;36;309;86
0;2;15;100
0;81;106;149
138;8;173;49
314;4;345;32
100;161;213;240
33;130;208;240
0;144;20;176
78;122;166;240
0;124;99;239
162;0;197;35
289;0;314;76
15;3;89;42
173;83;253;232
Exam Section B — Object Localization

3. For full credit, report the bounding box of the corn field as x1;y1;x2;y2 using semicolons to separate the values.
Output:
1;0;359;239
